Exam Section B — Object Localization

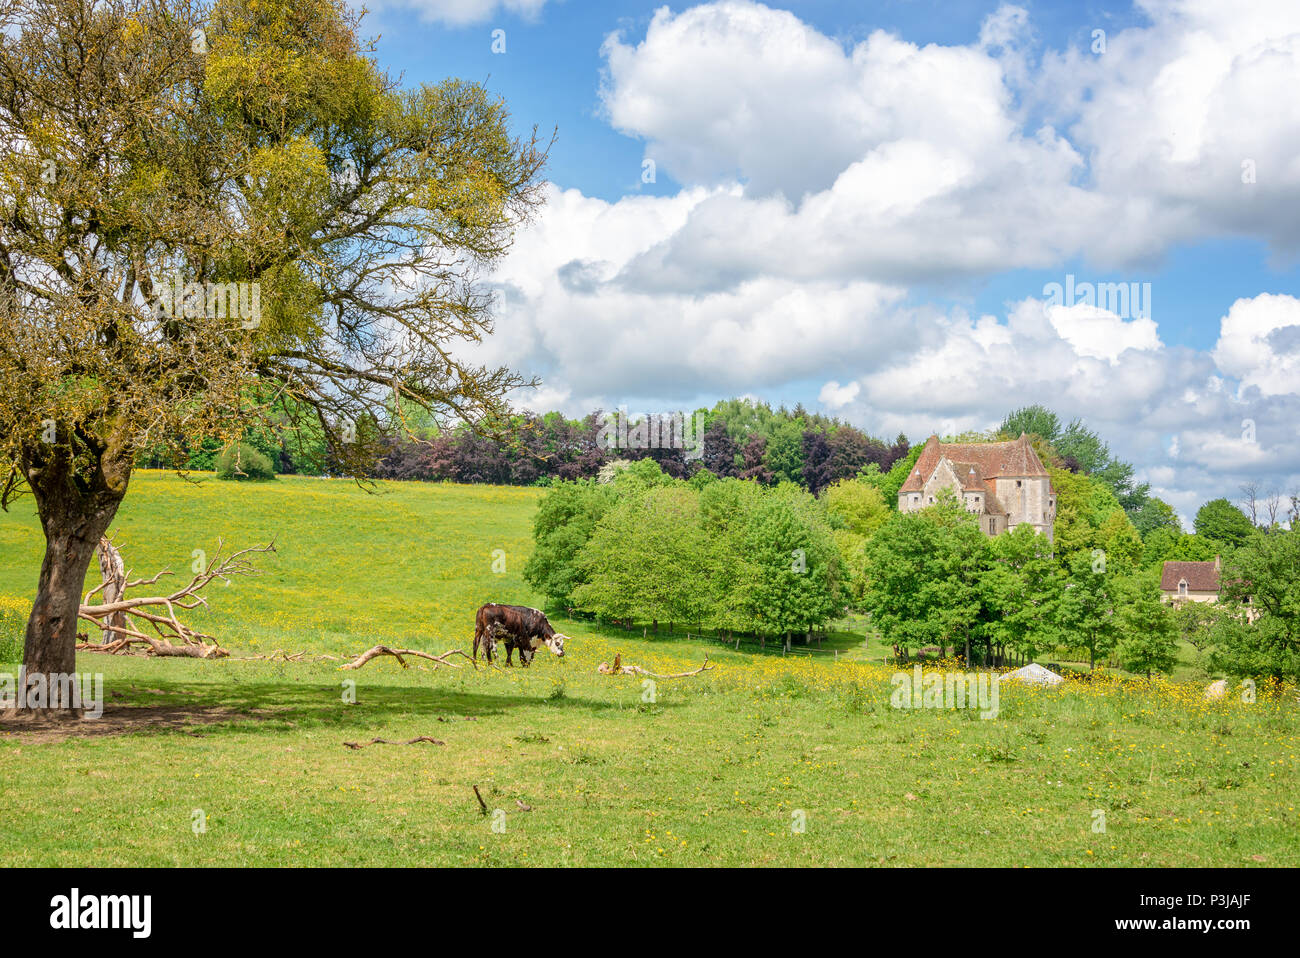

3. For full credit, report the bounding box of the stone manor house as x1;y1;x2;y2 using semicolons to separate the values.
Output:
898;434;1057;542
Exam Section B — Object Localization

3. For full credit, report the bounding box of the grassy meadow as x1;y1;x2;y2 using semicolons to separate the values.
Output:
0;472;1297;867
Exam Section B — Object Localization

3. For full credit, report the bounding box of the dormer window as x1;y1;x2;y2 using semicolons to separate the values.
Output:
1178;580;1188;597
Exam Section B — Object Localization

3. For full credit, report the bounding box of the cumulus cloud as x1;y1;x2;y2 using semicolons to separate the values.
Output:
827;298;1300;524
469;188;912;401
1047;303;1163;363
1040;0;1300;254
1211;293;1300;397
818;380;860;409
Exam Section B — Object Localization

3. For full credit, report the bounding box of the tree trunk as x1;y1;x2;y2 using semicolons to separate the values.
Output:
19;438;129;709
24;525;114;677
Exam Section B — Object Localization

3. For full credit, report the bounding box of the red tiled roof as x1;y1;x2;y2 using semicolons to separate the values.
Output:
900;434;1052;496
1161;560;1221;593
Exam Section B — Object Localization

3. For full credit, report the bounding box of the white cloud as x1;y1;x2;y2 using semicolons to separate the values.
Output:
595;0;1300;288
818;380;860;409
1040;0;1300;253
1047;303;1163;363
1211;293;1300;397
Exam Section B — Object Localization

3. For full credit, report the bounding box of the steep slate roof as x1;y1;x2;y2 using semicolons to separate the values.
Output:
1161;559;1221;593
899;434;1052;503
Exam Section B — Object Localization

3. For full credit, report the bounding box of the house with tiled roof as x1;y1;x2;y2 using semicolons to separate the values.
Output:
1160;557;1221;604
898;434;1057;542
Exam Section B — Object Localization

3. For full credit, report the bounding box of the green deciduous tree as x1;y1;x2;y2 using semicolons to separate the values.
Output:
763;419;805;485
0;0;546;696
1054;550;1122;670
742;486;842;650
1194;498;1259;551
984;523;1058;665
861;498;990;661
574;485;711;634
999;404;1061;443
1210;529;1300;682
1115;574;1178;678
523;481;616;606
862;443;922;509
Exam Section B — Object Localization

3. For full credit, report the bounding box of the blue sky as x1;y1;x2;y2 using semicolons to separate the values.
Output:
357;0;1300;519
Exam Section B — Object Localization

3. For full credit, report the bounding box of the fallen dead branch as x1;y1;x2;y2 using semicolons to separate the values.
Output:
341;644;477;671
597;653;713;679
472;785;489;816
343;736;446;750
75;538;276;659
230;650;344;663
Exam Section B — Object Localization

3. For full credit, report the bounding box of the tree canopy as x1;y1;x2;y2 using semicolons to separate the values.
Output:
0;0;547;682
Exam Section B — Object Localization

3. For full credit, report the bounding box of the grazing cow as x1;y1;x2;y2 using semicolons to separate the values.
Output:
473;604;567;667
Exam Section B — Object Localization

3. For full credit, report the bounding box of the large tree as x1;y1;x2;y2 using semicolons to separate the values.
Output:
1053;550;1122;670
1210;528;1300;682
0;0;546;701
1194;498;1258;551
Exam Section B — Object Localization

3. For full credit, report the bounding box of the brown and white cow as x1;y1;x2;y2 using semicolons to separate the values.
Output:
473;604;567;666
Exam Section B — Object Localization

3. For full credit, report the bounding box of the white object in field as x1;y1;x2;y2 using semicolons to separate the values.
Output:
1204;679;1227;701
1001;663;1064;687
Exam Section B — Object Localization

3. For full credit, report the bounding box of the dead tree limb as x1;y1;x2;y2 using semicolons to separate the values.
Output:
597;653;713;679
75;539;276;659
343;736;446;750
341;645;477;671
89;536;128;645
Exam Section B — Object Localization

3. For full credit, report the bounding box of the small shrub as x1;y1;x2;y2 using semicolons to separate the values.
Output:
975;738;1018;763
0;597;27;663
215;443;276;481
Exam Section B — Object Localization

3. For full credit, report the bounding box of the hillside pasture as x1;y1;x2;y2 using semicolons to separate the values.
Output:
0;474;1296;867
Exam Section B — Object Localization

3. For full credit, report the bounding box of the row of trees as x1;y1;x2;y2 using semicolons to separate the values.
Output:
377;398;915;493
860;495;1180;675
523;407;1299;681
524;461;847;650
145;398;915;494
521;458;1183;673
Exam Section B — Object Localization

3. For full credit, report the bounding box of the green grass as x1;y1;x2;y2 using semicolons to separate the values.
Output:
0;472;1297;866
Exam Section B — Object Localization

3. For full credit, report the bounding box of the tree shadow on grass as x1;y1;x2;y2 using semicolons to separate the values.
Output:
1;674;679;743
